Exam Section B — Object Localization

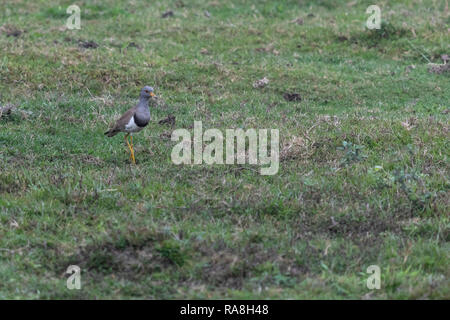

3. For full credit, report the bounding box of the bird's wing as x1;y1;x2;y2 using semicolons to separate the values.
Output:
105;105;137;136
115;106;137;130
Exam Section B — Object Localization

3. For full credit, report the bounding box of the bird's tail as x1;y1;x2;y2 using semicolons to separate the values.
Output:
104;129;118;137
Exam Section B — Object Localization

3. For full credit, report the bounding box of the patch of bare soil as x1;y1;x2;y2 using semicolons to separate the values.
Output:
194;240;304;289
0;24;24;37
62;237;176;280
428;63;450;74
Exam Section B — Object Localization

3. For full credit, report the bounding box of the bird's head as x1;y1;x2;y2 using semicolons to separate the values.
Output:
140;86;156;100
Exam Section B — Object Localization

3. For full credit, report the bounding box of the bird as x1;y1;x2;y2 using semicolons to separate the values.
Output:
105;86;156;164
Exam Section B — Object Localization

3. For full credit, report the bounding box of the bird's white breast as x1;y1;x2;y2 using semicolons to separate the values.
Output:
125;116;143;133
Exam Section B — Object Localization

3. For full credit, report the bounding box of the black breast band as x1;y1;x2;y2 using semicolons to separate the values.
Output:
134;114;149;127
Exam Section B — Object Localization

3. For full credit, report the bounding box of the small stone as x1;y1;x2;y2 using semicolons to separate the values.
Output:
283;92;302;102
253;77;269;89
78;40;98;49
291;18;303;25
162;10;174;18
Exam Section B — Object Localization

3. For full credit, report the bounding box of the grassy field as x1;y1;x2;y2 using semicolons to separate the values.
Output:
0;0;449;299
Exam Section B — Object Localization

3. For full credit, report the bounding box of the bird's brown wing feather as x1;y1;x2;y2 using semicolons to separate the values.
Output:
105;106;137;137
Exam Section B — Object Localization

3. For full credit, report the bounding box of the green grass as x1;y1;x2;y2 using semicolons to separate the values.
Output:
0;0;449;299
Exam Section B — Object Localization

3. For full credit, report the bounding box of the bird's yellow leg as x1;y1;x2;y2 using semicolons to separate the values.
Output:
124;133;135;164
129;135;136;164
124;133;130;151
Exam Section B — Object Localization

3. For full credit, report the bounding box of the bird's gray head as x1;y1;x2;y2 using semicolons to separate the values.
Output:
140;86;156;100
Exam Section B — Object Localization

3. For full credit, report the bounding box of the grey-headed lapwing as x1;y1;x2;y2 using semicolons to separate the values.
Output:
105;86;156;164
